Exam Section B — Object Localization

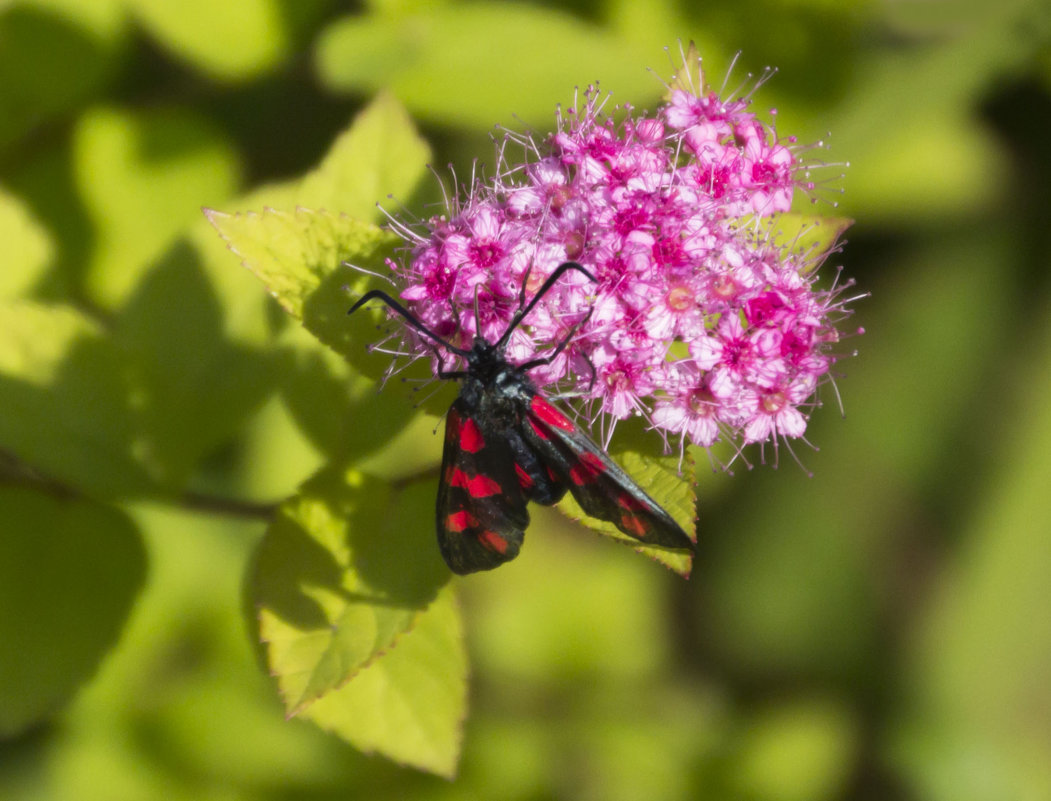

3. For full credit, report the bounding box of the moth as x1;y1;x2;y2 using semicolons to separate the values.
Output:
349;262;695;574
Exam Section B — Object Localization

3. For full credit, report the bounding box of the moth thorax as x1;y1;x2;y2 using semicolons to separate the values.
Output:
493;368;522;393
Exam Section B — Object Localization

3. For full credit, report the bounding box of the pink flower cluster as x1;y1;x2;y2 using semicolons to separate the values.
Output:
383;65;856;456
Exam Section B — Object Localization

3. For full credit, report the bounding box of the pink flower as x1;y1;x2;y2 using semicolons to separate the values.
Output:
374;51;858;460
591;345;655;419
741;379;813;443
653;362;722;447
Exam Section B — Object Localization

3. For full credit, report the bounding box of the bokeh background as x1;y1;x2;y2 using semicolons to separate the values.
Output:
3;0;1051;799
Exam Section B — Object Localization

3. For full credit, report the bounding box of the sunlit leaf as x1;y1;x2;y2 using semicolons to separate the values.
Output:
0;186;53;299
275;324;446;470
205;90;432;377
315;5;668;128
733;213;854;275
664;39;705;99
73;105;239;308
254;466;447;717
0;301;155;498
297;90;432;219
125;0;289;80
206;207;400;373
301;584;467;778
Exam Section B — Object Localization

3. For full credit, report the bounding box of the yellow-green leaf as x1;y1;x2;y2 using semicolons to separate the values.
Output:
74;105;239;308
301;585;467;778
298;90;432;219
0;186;53;299
0;301;155;498
664;40;705;100
205;207;401;376
254;466;447;716
732;213;854;275
126;0;289;81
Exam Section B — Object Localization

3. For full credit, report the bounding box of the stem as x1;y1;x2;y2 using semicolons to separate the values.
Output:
0;448;279;520
178;492;279;519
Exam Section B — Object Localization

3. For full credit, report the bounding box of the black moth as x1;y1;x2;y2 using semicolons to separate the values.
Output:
349;261;696;574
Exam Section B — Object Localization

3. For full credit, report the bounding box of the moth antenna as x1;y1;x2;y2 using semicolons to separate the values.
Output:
349;290;470;357
580;348;597;393
517;260;535;310
518;306;594;372
472;284;483;339
497;261;595;349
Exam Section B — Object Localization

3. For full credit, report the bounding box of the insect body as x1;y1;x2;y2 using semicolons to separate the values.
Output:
349;262;696;574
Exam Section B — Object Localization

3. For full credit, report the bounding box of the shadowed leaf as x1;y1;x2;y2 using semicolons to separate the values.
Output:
254;466;447;716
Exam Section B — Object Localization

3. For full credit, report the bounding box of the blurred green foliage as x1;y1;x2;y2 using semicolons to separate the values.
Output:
2;0;1051;797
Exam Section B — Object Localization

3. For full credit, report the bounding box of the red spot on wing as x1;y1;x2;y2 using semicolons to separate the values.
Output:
569;451;605;485
447;467;469;489
478;530;509;554
449;468;502;498
515;463;534;490
445;510;478;533
619;512;649;538
459;417;485;453
616;491;646;511
527;417;548;440
530;395;575;431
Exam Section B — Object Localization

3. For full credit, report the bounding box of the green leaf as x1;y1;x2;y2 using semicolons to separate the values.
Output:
301;584;467;778
206;204;452;421
206;207;402;376
297;90;432;219
205;92;439;432
125;0;290;80
0;186;53;299
664;40;706;100
113;241;278;488
315;5;670;129
0;487;145;736
555;439;696;577
0;301;155;499
275;323;446;472
254;466;448;717
732;213;855;275
203;90;432;366
205;91;431;223
73;105;240;309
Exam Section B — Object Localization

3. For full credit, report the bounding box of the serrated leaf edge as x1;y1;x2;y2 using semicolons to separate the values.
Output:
297;588;469;779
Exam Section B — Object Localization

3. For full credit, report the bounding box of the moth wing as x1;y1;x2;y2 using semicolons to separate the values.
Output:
522;394;695;551
437;400;530;574
504;426;567;507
